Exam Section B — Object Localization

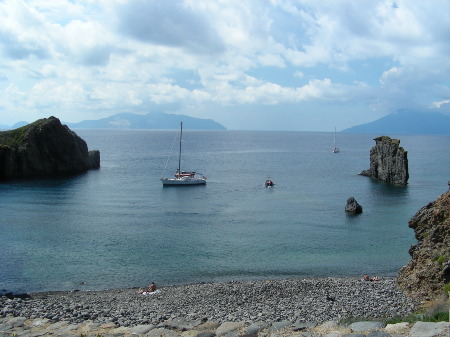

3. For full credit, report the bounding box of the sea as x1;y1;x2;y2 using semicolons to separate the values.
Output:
1;130;449;293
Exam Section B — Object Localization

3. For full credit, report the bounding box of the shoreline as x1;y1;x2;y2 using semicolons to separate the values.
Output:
1;277;418;327
3;273;401;296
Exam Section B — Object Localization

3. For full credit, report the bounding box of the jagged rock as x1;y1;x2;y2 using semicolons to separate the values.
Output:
397;190;450;299
360;136;408;185
345;197;363;214
0;116;100;181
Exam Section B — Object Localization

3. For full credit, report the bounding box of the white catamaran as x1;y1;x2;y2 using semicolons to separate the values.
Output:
161;122;207;186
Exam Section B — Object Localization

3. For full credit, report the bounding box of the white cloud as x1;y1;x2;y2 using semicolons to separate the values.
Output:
293;71;304;79
5;83;26;102
0;0;449;129
0;0;52;60
432;99;450;109
113;0;225;55
29;80;87;107
58;19;116;66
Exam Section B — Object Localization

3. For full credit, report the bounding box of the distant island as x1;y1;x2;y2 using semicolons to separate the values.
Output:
1;112;227;131
65;112;227;130
342;110;450;134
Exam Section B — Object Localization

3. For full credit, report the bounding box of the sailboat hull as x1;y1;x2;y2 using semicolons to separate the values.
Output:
161;177;206;186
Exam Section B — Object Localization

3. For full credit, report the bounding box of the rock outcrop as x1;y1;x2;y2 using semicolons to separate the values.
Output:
345;197;363;214
0;116;100;181
397;190;450;299
360;136;408;185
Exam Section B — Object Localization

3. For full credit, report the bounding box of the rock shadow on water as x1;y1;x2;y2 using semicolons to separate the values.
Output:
367;179;410;204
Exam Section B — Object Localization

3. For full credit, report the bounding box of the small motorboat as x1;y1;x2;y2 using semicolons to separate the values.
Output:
265;180;274;188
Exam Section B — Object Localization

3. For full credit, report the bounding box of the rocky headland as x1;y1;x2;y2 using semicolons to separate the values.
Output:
360;136;408;185
398;190;450;299
0;116;100;181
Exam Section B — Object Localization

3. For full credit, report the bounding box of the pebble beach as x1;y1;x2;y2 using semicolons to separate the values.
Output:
1;277;436;337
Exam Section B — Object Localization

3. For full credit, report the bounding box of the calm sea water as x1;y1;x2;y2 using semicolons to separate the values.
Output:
1;130;449;293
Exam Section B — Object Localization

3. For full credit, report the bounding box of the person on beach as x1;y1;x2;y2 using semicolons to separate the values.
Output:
149;282;156;292
362;274;370;281
371;276;379;282
137;282;157;294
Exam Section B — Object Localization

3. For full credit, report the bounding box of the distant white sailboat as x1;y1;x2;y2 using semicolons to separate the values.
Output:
333;127;340;153
161;122;207;186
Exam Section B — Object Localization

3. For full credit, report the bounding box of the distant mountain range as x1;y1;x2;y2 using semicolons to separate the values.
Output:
1;112;227;131
3;110;449;133
342;110;450;134
65;112;227;130
0;121;28;130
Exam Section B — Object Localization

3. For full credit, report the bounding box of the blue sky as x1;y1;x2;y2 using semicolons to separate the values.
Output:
1;0;449;131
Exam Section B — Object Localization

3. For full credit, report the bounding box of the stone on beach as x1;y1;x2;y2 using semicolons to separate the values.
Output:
1;314;449;337
0;278;417;327
0;277;426;337
348;321;384;332
409;321;449;337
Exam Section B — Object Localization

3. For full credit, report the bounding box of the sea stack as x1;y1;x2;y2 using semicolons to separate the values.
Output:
0;116;100;181
397;190;450;299
345;197;363;214
360;136;408;185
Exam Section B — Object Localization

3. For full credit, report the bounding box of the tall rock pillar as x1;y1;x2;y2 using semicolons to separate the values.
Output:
360;136;409;185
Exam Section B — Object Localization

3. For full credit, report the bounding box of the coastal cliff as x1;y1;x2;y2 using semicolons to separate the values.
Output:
0;116;100;181
360;136;409;185
397;190;450;299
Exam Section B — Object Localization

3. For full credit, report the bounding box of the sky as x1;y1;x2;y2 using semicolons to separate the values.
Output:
1;0;450;131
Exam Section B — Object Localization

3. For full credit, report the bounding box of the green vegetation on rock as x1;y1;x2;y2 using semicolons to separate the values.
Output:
435;255;447;265
443;282;450;296
386;310;449;324
0;125;29;148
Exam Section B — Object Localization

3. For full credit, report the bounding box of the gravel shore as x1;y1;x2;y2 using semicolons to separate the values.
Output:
1;277;417;327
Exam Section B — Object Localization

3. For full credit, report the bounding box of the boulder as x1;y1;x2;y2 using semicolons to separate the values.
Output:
0;116;100;181
397;190;450;299
345;197;363;214
360;136;408;185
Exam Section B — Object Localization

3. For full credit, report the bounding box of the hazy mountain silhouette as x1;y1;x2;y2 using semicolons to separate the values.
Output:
0;121;28;130
65;112;227;130
342;110;450;134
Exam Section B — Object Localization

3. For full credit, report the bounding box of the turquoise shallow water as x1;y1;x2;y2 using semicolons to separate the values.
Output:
1;130;449;293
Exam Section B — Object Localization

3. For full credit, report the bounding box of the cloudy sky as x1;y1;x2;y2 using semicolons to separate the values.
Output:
1;0;449;130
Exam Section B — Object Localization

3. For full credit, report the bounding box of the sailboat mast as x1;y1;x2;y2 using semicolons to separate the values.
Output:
178;122;183;173
334;127;336;147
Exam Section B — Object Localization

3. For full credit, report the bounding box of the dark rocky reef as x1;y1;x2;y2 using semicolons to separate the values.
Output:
0;116;100;181
345;197;363;214
397;190;450;299
360;136;408;185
